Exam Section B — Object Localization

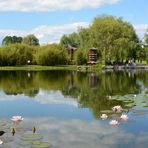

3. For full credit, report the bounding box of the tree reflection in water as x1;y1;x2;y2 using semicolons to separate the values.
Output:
0;70;147;118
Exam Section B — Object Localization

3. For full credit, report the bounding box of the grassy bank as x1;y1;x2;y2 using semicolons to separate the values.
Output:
0;65;77;71
0;64;102;71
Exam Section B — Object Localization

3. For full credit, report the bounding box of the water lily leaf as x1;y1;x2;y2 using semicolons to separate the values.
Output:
31;142;50;148
21;134;43;141
32;141;41;145
20;140;32;146
100;110;113;113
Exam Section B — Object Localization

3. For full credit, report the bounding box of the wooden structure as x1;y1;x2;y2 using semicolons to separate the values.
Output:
88;48;97;64
67;44;76;64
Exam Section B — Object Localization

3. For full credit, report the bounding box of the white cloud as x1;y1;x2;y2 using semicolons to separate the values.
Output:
0;22;148;45
134;24;148;40
2;117;148;148
0;89;78;107
0;0;120;12
0;22;89;44
35;90;78;106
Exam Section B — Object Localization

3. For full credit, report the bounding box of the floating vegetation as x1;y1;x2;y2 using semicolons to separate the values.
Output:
0;118;51;147
20;133;51;147
110;93;148;109
31;142;50;148
21;133;43;141
20;140;32;146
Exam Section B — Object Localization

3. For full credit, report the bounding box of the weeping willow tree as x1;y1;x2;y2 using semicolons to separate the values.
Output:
60;15;140;65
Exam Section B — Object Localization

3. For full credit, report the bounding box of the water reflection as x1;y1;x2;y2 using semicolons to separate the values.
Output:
0;117;148;148
0;70;148;147
88;72;97;89
0;70;148;118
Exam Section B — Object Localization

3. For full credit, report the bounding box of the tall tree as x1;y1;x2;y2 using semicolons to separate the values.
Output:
60;33;80;48
89;15;139;64
73;15;139;64
22;34;39;46
2;36;22;45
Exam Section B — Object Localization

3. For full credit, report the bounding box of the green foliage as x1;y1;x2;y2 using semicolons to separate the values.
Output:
2;36;22;45
60;33;80;48
0;44;36;66
145;47;148;64
78;27;92;49
22;34;40;46
74;49;88;65
0;43;69;66
89;15;139;63
60;15;140;65
35;44;69;66
145;29;148;45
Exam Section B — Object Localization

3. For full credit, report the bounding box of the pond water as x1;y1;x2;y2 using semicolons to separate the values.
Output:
0;70;148;148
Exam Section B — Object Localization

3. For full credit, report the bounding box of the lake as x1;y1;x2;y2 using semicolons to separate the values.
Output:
0;70;148;148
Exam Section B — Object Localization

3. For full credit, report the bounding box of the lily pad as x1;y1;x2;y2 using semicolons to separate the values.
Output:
20;140;32;146
21;134;43;141
32;142;50;148
32;141;41;145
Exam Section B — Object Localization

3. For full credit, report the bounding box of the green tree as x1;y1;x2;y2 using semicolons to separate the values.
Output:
78;27;92;49
2;36;22;45
89;15;139;64
0;44;36;66
22;34;40;46
60;32;80;48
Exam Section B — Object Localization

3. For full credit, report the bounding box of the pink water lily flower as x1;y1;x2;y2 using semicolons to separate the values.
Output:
109;120;118;126
11;116;24;124
112;105;122;113
120;114;128;121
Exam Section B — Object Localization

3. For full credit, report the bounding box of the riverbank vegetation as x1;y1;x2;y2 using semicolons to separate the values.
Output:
0;15;148;67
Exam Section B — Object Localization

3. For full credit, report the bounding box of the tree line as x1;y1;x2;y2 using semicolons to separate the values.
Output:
60;15;148;65
1;15;148;66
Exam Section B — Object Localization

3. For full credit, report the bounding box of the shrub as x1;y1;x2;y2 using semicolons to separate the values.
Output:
35;44;69;66
74;49;88;65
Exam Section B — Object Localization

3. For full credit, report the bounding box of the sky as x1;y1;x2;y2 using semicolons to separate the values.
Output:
0;0;148;44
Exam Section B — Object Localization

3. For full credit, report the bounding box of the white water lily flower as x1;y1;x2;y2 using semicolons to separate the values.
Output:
120;114;128;121
100;114;108;120
109;120;118;126
0;139;3;144
108;96;112;99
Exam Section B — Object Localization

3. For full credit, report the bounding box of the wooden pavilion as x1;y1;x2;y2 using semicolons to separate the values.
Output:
88;48;97;65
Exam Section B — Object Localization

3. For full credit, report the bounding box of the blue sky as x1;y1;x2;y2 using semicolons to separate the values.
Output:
0;0;148;44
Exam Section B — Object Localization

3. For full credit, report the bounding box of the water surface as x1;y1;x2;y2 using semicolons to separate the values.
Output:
0;70;148;148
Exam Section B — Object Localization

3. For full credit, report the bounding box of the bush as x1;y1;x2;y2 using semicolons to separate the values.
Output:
75;49;88;65
0;44;36;66
35;44;69;66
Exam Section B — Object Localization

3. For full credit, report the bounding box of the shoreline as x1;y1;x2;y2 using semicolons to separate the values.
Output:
0;65;101;71
0;65;77;71
0;65;148;71
102;65;148;70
